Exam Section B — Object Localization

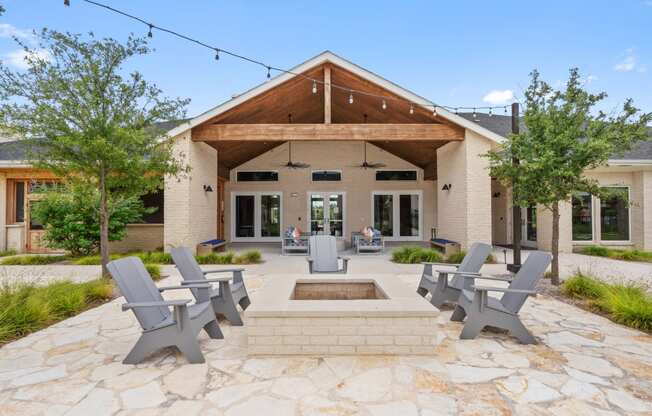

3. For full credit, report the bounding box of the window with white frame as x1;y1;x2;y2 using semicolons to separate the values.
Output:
571;187;630;243
232;192;282;240
371;191;421;240
572;192;593;241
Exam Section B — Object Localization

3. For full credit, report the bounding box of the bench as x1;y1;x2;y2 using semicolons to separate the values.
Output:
430;238;461;257
282;233;310;256
197;239;227;256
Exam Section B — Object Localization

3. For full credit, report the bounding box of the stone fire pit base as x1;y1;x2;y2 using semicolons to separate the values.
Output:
245;275;440;355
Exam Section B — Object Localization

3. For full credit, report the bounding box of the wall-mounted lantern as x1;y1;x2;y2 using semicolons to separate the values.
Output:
203;185;214;192
441;184;452;191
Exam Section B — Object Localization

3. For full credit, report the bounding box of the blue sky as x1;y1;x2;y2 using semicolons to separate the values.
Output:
1;0;650;118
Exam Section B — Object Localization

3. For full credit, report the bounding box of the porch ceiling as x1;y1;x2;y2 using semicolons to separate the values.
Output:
194;62;464;180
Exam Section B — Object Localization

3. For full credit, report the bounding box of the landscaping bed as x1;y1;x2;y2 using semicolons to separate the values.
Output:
578;244;652;263
391;246;496;264
0;279;114;344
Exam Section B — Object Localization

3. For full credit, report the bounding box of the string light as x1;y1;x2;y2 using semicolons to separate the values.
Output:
312;81;317;94
432;106;437;117
69;0;516;119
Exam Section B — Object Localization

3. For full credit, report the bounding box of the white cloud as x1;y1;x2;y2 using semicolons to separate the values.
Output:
4;48;50;70
614;48;639;72
482;89;514;105
0;23;35;42
582;74;598;85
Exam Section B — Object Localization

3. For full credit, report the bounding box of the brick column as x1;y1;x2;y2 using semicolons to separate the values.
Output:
0;173;6;251
164;132;217;253
436;130;492;249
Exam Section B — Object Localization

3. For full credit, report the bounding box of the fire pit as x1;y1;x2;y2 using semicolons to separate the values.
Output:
245;275;439;356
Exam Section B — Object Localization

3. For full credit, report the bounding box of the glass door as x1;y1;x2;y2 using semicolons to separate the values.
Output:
521;206;537;247
372;191;421;240
309;192;345;237
232;192;282;241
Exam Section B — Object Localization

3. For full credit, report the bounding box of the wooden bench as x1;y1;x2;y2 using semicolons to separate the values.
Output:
197;239;227;256
430;238;461;257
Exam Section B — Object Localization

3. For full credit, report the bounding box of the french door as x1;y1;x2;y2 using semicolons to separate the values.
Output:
372;191;422;241
521;206;537;247
308;192;345;237
232;192;282;241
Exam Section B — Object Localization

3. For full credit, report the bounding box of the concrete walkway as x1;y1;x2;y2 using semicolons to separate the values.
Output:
0;256;650;415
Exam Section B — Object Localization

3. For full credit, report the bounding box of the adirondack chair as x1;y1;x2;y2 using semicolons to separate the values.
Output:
171;246;250;326
107;257;223;364
450;251;552;344
416;242;493;308
307;235;349;273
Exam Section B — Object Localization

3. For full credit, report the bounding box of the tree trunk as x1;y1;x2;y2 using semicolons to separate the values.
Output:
99;168;110;279
551;201;560;285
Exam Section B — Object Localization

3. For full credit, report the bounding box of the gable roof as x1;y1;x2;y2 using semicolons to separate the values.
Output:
165;51;506;144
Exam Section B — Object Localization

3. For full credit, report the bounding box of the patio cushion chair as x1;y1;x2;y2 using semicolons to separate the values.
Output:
416;242;493;308
171;246;250;327
450;250;552;344
282;226;310;256
307;235;349;273
355;227;385;255
107;257;223;364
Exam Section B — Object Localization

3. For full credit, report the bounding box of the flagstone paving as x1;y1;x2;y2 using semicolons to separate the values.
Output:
0;267;651;415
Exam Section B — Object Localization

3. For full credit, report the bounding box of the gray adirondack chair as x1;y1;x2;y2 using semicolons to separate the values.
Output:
171;247;250;326
107;257;223;364
450;250;552;344
307;235;349;273
416;242;493;308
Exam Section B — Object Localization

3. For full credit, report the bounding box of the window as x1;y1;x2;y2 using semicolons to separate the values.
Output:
372;191;421;240
141;189;164;224
312;170;341;182
14;181;25;223
232;192;282;240
237;171;278;182
260;194;281;237
373;194;393;236
572;192;592;241
235;195;255;237
399;194;420;237
600;187;629;241
375;170;417;181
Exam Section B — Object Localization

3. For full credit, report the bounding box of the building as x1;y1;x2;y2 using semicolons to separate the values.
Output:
1;51;651;254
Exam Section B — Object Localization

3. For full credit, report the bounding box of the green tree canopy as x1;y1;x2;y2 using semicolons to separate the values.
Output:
0;30;189;275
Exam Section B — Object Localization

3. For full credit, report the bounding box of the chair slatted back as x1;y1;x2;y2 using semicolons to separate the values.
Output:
450;242;493;290
501;251;552;314
107;257;170;330
309;235;339;272
171;247;207;300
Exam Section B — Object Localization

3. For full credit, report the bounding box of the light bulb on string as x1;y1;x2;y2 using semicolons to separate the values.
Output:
454;108;459;114
312;81;317;94
489;108;493;117
409;105;414;115
64;0;70;5
432;106;438;117
504;106;508;115
382;100;387;110
472;108;477;118
266;66;271;79
348;93;354;104
147;24;153;38
214;49;220;61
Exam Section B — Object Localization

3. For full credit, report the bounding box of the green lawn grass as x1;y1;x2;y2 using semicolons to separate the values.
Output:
0;249;17;258
562;273;652;332
0;279;113;344
579;245;652;263
0;255;69;265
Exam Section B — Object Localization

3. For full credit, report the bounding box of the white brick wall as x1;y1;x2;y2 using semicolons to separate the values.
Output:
246;316;440;356
164;132;217;253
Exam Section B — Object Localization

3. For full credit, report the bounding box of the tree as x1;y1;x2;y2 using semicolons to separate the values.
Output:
486;69;651;285
31;183;150;256
0;30;189;276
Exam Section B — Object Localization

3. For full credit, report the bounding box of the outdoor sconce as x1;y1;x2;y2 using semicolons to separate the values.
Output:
441;184;452;191
203;185;214;192
493;192;501;198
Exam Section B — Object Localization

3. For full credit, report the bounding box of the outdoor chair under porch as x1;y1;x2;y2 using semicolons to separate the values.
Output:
307;235;349;273
451;250;552;344
171;246;250;326
107;257;223;364
416;242;493;307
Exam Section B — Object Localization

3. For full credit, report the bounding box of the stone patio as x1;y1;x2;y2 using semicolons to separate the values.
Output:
0;257;651;415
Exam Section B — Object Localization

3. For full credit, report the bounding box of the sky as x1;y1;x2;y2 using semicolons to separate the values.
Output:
0;0;650;118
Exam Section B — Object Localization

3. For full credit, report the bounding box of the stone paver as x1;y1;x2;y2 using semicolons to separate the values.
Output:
0;254;650;415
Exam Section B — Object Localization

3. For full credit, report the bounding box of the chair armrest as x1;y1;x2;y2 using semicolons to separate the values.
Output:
204;268;244;275
339;257;350;261
158;284;211;292
471;285;536;295
422;262;460;267
461;274;512;282
182;278;231;284
122;299;190;311
434;270;480;276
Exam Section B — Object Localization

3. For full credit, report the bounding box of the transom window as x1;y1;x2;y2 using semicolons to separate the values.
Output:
375;170;417;181
311;170;341;182
236;171;278;182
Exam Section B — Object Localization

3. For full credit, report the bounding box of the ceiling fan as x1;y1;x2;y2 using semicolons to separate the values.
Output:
353;142;386;169
281;142;310;169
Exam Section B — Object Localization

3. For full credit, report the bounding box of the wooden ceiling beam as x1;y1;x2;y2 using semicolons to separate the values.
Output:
193;123;464;142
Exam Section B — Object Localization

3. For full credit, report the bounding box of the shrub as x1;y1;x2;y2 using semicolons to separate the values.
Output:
392;246;443;264
138;251;173;264
0;255;68;265
580;245;610;257
235;250;262;264
446;251;466;264
145;264;162;281
579;245;652;263
0;279;113;343
561;273;651;332
0;249;16;258
196;252;234;265
30;184;150;256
